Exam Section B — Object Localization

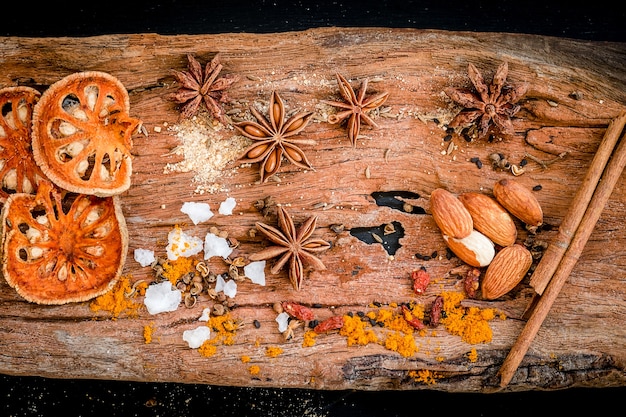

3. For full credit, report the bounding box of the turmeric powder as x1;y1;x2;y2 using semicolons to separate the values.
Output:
198;312;242;358
161;257;196;285
143;323;154;344
440;291;497;344
408;369;440;385
265;346;284;358
302;330;317;347
89;275;145;319
467;348;478;362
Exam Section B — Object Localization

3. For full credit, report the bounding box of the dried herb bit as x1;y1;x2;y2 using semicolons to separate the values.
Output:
169;53;239;123
248;205;330;291
322;73;389;147
445;62;528;139
235;91;315;183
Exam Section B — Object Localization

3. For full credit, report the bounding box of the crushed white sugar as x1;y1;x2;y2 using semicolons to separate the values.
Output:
166;226;203;260
133;248;155;267
182;326;211;349
244;261;266;286
215;274;238;298
144;281;182;315
163;114;250;194
218;197;237;215
204;232;233;259
276;312;290;333
198;307;211;322
180;201;214;225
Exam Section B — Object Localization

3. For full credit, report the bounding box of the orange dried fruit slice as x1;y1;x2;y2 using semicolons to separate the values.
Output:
0;86;46;203
1;180;128;304
32;71;141;197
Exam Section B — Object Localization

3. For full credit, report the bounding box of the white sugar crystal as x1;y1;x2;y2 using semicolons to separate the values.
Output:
244;261;266;286
166;226;203;260
218;197;236;215
276;312;290;333
181;201;214;225
204;232;233;259
198;307;211;322
182;326;211;349
133;248;155;267
215;274;226;293
223;279;237;298
144;281;182;315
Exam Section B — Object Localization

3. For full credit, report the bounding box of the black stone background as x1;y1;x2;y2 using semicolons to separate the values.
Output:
2;1;625;416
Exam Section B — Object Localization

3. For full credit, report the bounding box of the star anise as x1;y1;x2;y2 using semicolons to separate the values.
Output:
169;53;239;123
444;62;528;139
248;205;330;291
235;91;315;183
322;73;389;147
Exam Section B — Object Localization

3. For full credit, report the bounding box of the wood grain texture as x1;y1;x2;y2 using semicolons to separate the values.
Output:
0;28;624;392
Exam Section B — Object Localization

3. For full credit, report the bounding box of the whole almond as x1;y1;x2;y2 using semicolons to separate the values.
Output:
443;229;495;267
430;188;473;239
482;244;533;300
493;179;543;227
459;192;517;247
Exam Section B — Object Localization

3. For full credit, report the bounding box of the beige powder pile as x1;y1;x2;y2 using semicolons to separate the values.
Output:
163;113;250;194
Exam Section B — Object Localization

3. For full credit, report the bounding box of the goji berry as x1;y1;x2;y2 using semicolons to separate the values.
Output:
282;301;315;321
401;304;425;330
411;267;430;294
430;295;444;327
464;268;481;299
313;316;344;333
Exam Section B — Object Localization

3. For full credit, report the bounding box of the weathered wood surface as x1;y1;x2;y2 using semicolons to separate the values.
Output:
0;28;625;393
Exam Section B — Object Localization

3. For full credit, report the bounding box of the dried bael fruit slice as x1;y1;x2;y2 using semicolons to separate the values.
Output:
1;180;128;304
31;71;141;197
0;86;46;203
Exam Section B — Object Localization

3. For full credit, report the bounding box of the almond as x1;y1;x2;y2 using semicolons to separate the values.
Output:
430;188;473;239
482;244;533;300
493;179;543;227
459;192;517;247
443;229;495;267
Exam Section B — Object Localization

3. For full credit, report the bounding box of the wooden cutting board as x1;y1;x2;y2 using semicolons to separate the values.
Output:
0;28;624;393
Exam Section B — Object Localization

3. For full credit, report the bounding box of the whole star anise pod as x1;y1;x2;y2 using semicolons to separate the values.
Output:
248;205;330;291
322;73;389;147
169;53;239;123
444;62;528;139
235;91;315;183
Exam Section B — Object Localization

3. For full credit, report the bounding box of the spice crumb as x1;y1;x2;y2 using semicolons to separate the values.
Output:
163;113;250;194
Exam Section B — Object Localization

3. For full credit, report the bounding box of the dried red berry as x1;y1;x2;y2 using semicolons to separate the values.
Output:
313;316;344;333
464;268;481;298
411;267;430;295
430;296;444;327
401;304;425;330
282;301;314;321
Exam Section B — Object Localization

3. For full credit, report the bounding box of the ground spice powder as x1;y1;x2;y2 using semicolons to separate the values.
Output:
89;275;145;319
440;291;498;344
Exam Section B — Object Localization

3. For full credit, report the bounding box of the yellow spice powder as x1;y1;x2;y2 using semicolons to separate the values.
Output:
302;330;317;347
198;312;241;358
89;275;144;319
339;315;378;346
265;346;284;358
440;291;497;344
162;257;196;285
408;369;440;385
143;323;154;344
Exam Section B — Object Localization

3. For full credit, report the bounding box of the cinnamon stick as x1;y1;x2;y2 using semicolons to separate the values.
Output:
529;111;626;295
498;118;626;388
